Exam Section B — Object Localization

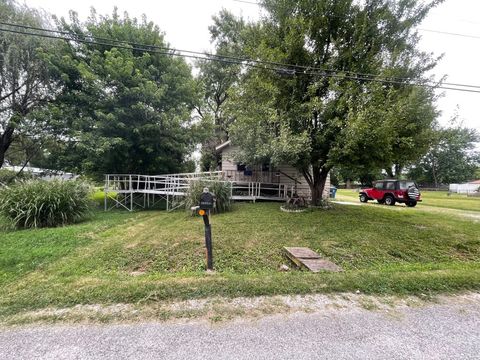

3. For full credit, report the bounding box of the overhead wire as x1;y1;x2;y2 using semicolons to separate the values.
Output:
2;20;480;90
1;22;480;93
417;28;480;40
232;1;480;39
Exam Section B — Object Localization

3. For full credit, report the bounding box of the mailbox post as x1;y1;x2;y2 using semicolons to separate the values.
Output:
199;188;215;271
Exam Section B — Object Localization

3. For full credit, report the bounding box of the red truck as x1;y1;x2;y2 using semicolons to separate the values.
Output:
359;180;421;207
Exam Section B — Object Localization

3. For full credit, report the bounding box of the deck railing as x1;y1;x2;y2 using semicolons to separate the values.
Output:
104;172;294;211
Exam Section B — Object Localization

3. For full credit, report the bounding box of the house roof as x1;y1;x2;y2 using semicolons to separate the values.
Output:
215;140;231;152
469;179;480;184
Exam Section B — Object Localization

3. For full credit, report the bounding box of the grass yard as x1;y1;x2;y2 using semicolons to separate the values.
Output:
1;197;480;322
336;189;480;212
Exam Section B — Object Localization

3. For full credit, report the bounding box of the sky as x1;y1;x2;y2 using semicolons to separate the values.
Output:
23;0;480;133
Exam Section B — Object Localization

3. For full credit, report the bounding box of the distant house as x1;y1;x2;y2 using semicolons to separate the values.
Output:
449;180;480;194
2;163;78;181
215;140;330;200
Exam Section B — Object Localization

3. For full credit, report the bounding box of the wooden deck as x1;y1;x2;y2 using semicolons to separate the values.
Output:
284;247;343;272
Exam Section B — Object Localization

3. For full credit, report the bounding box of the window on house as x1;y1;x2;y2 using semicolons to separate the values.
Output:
244;167;253;176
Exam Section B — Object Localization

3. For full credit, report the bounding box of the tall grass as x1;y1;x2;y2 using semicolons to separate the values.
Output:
0;169;33;187
184;180;232;213
0;180;93;229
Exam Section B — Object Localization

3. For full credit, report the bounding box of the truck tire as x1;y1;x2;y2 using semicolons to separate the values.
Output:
359;193;368;203
384;195;396;206
406;201;417;207
408;186;419;200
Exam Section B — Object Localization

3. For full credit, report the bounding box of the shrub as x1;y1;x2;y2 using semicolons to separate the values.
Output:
185;180;232;213
0;180;93;228
0;169;33;187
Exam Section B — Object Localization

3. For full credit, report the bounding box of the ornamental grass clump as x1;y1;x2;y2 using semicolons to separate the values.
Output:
185;180;232;213
0;169;33;187
0;180;93;229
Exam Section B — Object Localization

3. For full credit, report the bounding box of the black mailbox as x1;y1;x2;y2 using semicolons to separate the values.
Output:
200;192;214;210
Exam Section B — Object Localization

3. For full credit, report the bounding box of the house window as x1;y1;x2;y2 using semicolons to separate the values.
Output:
262;163;270;171
237;163;246;171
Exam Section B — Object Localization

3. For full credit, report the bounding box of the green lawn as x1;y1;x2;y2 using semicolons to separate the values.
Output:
1;200;479;322
336;189;480;212
419;191;480;212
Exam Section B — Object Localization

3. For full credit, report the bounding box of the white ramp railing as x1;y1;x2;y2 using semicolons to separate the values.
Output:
104;171;294;211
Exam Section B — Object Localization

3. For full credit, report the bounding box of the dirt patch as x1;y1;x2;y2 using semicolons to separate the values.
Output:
3;292;479;327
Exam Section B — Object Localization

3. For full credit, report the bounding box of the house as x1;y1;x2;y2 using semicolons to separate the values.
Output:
215;140;330;200
449;180;480;194
2;163;78;181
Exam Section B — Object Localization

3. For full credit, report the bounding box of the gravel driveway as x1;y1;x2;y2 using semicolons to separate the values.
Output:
1;294;479;360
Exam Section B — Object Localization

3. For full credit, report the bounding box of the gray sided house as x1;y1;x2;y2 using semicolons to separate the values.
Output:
216;140;331;200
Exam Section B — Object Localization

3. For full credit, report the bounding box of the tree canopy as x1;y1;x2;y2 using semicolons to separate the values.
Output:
211;0;441;204
37;10;198;178
196;10;245;171
408;121;479;186
0;0;58;169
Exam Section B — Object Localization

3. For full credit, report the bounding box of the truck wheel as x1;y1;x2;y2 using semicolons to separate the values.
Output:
384;195;396;206
359;194;368;203
406;201;417;207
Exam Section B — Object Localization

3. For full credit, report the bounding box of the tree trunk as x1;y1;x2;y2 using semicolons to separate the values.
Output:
302;166;330;206
394;164;402;178
432;161;438;189
346;178;351;189
0;147;6;169
385;167;394;178
0;126;15;169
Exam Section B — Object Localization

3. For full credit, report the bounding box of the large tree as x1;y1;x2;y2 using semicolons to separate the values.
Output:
0;0;58;169
224;0;440;204
196;10;245;171
41;9;198;177
408;121;479;186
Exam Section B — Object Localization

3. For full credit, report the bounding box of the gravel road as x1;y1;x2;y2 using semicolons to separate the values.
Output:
1;296;479;360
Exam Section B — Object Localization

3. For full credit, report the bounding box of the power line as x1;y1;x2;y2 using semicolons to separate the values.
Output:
1;25;480;94
231;1;480;40
2;20;480;90
232;0;260;5
418;28;480;39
